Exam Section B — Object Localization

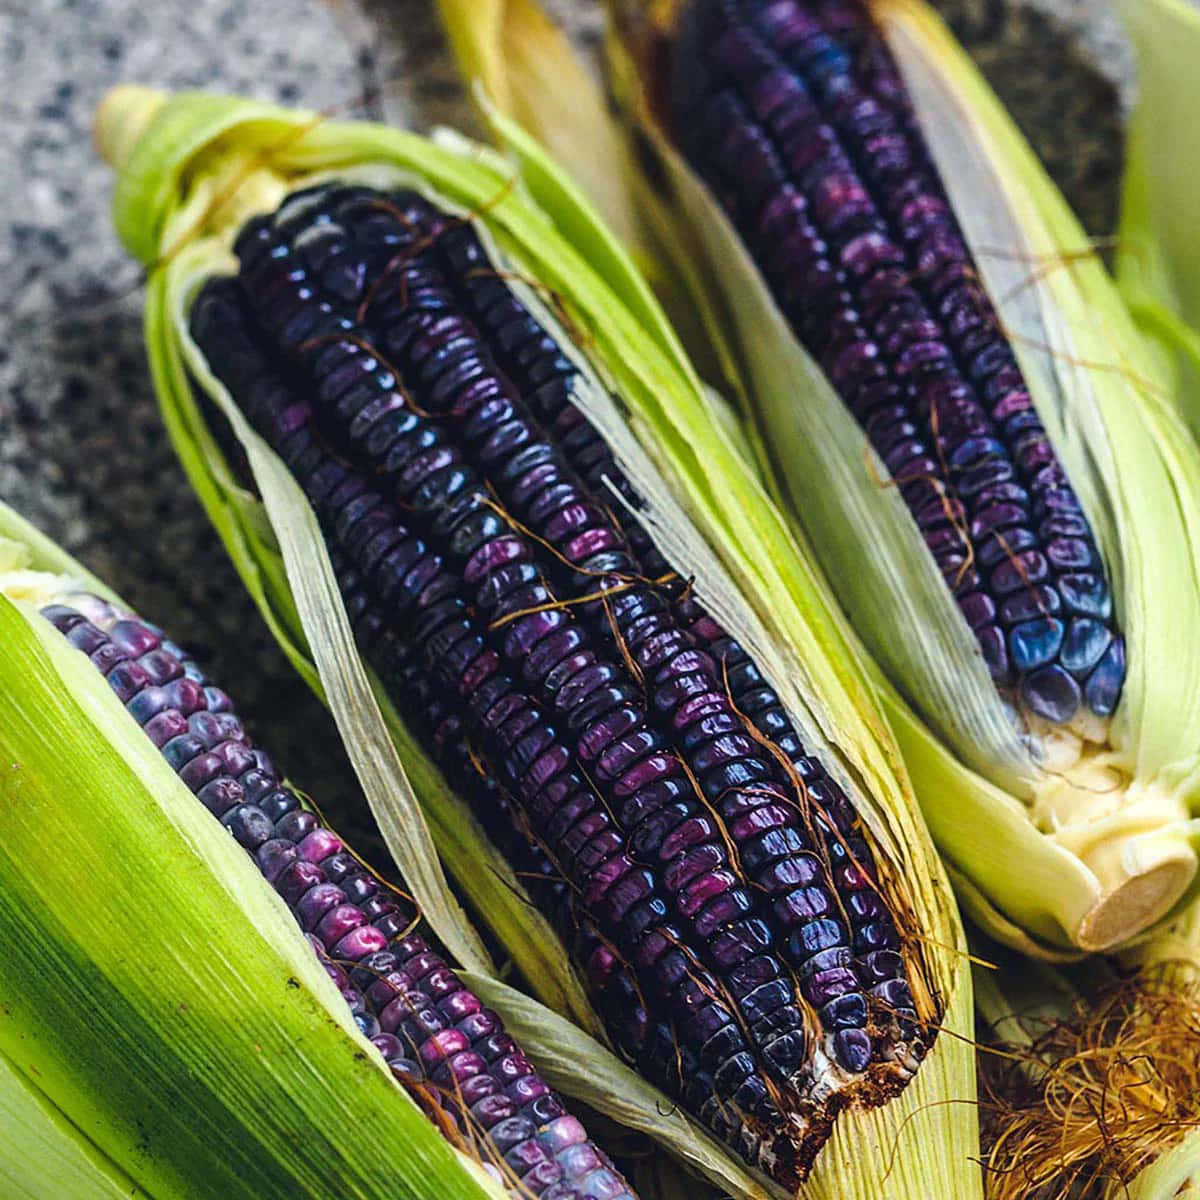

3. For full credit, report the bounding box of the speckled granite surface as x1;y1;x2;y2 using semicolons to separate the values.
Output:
0;0;1134;817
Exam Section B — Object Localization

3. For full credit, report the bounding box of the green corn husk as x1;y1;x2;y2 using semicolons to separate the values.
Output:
911;3;1200;1183
925;4;1200;1191
1116;0;1200;434
1099;5;1200;1193
434;0;1200;960
0;1048;148;1200
98;82;981;1197
0;501;503;1200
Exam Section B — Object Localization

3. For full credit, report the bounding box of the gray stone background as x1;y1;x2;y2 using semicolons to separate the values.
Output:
0;0;1135;825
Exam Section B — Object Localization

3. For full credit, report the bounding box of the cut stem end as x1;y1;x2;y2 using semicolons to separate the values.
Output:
1077;842;1197;952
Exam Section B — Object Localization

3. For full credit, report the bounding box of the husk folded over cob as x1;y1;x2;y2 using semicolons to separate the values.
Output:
97;83;979;1196
0;502;504;1200
434;0;1200;961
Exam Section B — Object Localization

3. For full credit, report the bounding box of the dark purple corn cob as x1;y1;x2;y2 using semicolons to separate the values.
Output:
39;595;636;1200
185;174;929;1180
666;0;1124;730
230;184;888;1088
221;206;825;1100
190;277;806;1183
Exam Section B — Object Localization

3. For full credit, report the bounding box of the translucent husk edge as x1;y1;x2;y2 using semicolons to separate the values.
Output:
98;84;979;1198
0;1046;147;1200
0;501;503;1200
434;0;1200;958
1111;3;1200;1190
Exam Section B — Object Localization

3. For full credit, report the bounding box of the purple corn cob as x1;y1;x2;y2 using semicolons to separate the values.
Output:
191;277;807;1183
233;185;886;1084
666;0;1124;730
433;219;915;1043
226;203;825;1095
185;175;929;1180
39;595;636;1200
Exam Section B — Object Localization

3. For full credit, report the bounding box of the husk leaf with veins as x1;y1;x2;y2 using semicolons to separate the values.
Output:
434;0;1200;959
1106;3;1200;1192
97;82;979;1198
929;0;1200;1181
0;502;504;1200
1116;0;1200;434
844;4;1200;1192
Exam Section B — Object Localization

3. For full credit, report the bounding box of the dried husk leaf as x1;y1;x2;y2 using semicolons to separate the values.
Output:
99;85;979;1197
0;501;502;1200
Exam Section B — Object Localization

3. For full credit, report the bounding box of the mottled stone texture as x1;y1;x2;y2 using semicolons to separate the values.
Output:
0;0;1129;810
933;0;1133;239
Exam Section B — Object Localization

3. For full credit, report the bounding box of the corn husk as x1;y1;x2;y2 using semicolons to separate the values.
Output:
1105;4;1200;1191
0;1048;148;1200
0;501;503;1200
434;0;1200;960
97;82;980;1197
1116;0;1200;433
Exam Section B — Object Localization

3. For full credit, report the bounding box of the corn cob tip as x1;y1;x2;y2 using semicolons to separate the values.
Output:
93;84;167;170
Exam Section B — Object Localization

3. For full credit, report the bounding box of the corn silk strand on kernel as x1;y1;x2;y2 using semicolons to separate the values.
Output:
667;0;1123;733
185;174;928;1183
35;590;635;1200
